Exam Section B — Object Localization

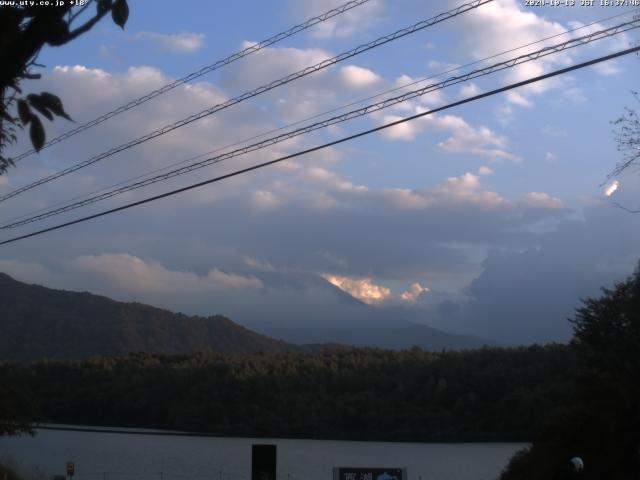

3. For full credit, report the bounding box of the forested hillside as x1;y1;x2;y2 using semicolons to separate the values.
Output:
0;273;292;360
0;345;576;442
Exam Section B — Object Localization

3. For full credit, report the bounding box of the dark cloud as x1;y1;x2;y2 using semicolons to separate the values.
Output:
423;205;640;344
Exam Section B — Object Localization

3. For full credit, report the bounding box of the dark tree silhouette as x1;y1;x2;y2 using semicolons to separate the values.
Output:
0;0;130;174
612;91;640;178
501;264;640;480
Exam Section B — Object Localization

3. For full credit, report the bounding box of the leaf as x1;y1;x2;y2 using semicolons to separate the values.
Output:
29;115;46;152
46;17;71;46
111;0;129;29
27;94;54;121
17;100;31;125
38;92;73;121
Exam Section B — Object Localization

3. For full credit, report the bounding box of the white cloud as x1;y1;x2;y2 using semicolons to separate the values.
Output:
382;188;433;209
298;166;513;212
323;274;391;304
454;0;578;106
437;172;508;208
253;190;281;211
289;0;384;39
392;74;446;107
10;63;283;212
69;254;263;294
522;192;563;209
304;166;368;194
434;115;519;161
505;91;533;107
133;31;206;53
339;65;382;89
594;60;621;76
459;82;481;98
380;114;422;141
377;109;516;161
400;282;430;303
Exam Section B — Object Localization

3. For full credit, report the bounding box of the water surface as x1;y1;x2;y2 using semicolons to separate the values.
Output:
0;426;526;480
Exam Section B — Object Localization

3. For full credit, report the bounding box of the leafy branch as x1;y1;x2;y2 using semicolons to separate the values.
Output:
0;0;130;174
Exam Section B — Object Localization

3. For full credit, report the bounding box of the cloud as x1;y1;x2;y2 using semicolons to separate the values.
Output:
594;60;621;76
436;117;519;161
437;172;508;208
253;190;282;211
133;31;206;53
425;205;640;343
459;82;481;98
339;65;382;89
522;192;563;209
70;254;263;294
400;282;430;303
2;63;284;214
377;108;518;161
453;0;605;106
323;274;391;304
288;0;384;39
379;114;422;141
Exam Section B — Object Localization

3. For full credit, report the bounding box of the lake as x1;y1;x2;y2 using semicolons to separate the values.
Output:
0;426;527;480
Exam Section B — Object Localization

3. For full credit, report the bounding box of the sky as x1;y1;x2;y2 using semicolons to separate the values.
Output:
1;0;639;345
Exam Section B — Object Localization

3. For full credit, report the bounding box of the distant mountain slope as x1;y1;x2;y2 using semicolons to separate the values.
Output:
326;321;492;351
0;273;292;361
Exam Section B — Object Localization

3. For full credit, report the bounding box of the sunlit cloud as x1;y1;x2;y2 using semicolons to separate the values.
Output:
400;282;430;303
322;274;391;304
522;192;563;209
339;65;382;89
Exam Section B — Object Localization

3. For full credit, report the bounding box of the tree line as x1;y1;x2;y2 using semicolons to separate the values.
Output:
1;344;576;442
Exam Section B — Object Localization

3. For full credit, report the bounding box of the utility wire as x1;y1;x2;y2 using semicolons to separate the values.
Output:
0;0;493;204
10;0;373;163
1;44;638;247
4;8;632;228
2;19;637;230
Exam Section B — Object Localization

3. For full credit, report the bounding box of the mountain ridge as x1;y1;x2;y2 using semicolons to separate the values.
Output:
0;272;493;361
0;272;293;361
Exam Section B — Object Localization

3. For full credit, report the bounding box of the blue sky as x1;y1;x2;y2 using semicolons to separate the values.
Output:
1;0;639;344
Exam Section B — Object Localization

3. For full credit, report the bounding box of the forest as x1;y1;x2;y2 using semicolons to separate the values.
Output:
1;344;575;442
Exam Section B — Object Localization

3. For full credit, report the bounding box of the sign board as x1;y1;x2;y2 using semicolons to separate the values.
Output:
252;444;277;480
66;462;75;477
333;467;407;480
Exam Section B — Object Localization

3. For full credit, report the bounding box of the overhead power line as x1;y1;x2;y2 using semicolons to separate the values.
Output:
4;8;630;228
3;18;637;230
10;0;373;163
4;10;630;229
1;44;638;247
0;0;493;204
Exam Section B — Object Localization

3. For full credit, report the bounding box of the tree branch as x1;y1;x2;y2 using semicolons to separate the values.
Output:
69;0;96;24
612;201;640;214
63;7;109;43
